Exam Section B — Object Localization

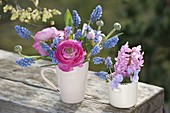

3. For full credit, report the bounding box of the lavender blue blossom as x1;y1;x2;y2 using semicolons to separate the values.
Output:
74;29;82;40
16;58;35;67
93;57;105;64
64;26;73;36
86;25;92;31
95;71;108;80
48;50;59;64
15;25;32;39
91;45;101;56
48;50;55;58
110;74;123;89
94;30;102;43
82;23;92;34
39;42;50;52
105;56;113;69
51;36;61;48
90;5;102;23
127;67;133;75
72;10;81;27
52;58;59;64
130;70;140;82
103;36;119;49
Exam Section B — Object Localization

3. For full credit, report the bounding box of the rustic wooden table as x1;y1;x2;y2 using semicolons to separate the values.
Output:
0;49;164;113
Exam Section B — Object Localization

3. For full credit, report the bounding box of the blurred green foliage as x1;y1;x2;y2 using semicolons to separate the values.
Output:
0;0;170;106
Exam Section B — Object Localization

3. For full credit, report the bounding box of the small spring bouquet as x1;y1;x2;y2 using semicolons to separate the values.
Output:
93;42;144;88
14;5;122;72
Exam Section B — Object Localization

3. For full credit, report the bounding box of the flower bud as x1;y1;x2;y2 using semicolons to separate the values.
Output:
14;45;22;53
113;23;121;30
50;21;55;25
27;7;32;12
96;20;104;27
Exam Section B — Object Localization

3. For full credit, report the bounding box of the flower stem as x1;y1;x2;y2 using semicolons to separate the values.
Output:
117;32;124;37
88;21;91;25
109;68;112;75
18;52;42;59
105;28;116;40
30;35;34;39
40;64;56;67
97;26;101;31
85;52;91;61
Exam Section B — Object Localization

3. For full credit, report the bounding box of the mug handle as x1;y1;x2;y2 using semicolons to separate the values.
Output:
40;67;60;92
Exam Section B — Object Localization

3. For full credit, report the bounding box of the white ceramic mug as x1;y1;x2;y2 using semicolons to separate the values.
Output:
109;82;138;108
40;62;89;104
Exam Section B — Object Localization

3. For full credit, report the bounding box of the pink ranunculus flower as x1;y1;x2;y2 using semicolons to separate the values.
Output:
55;40;86;72
32;27;65;56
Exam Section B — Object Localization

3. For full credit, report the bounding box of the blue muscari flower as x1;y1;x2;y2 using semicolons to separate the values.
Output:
72;10;81;27
105;56;113;69
16;58;35;67
48;50;59;64
82;23;92;34
110;74;123;89
51;36;61;48
91;45;101;56
95;71;108;80
15;25;32;39
103;36;119;49
94;30;102;43
52;58;59;64
74;29;82;40
39;42;50;52
86;26;92;32
48;50;54;58
93;57;105;64
90;5;102;23
64;26;73;37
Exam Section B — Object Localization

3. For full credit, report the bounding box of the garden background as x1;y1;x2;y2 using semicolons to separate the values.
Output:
0;0;170;111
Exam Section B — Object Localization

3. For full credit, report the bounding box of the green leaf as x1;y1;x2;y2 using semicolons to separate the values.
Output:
68;34;73;39
64;9;73;27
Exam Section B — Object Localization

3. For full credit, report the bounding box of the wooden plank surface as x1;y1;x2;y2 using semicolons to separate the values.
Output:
0;49;164;113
